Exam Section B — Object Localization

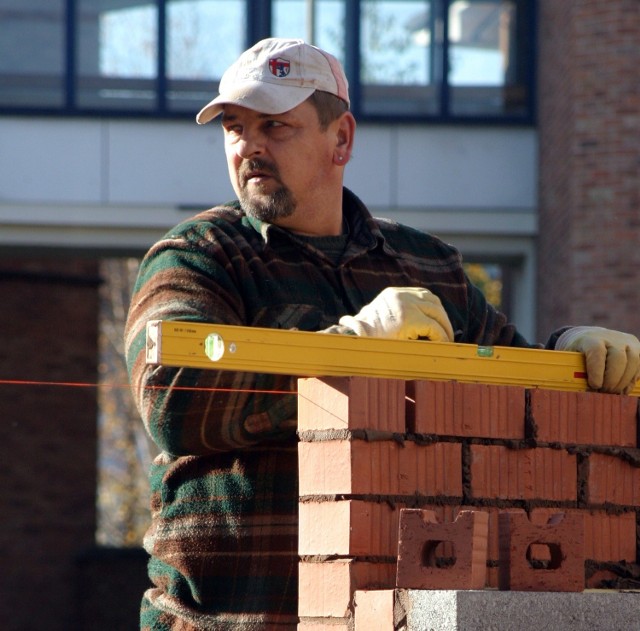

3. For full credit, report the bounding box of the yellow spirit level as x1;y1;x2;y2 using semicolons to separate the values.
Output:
145;320;640;396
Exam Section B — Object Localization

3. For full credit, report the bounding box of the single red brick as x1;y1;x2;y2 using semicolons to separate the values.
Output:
396;509;489;590
470;445;577;501
299;440;403;496
585;511;637;561
298;560;396;618
498;511;585;592
298;376;406;432
354;590;395;631
586;453;640;506
299;440;463;498
299;560;353;619
399;441;463;497
531;507;636;562
299;500;399;557
530;389;637;446
410;380;525;439
299;440;353;496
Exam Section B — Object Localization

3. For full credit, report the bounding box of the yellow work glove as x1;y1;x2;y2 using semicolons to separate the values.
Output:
555;326;640;394
338;287;455;342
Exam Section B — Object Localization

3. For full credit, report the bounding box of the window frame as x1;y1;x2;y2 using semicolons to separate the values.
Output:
0;0;536;125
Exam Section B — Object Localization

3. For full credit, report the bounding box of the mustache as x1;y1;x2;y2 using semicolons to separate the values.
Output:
238;158;281;186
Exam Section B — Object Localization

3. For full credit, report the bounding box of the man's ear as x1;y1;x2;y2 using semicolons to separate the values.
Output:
333;111;356;166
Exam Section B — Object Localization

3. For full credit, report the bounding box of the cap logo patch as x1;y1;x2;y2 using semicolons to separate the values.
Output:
269;57;290;78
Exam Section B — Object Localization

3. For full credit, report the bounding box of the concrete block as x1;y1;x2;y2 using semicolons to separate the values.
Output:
395;589;640;630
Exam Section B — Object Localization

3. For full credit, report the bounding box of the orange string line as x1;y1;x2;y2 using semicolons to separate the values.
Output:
0;379;297;395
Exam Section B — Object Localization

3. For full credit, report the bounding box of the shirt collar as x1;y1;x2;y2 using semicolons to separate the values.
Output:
242;187;397;256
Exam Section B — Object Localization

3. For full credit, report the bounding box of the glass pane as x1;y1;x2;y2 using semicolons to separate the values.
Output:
360;0;437;116
167;0;247;113
97;258;155;547
272;0;346;62
464;262;504;310
76;0;158;111
448;0;527;116
0;0;65;108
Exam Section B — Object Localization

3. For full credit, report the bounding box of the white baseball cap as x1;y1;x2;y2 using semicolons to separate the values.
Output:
196;38;350;124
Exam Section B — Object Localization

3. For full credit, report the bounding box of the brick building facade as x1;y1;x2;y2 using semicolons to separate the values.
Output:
0;259;101;628
537;0;640;337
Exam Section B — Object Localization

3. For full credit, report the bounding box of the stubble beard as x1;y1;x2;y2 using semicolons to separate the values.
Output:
238;159;297;223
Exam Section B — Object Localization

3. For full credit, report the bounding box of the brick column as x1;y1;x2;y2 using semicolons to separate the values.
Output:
0;259;100;631
537;0;640;338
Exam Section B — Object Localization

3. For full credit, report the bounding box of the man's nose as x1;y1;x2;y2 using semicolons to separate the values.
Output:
235;131;265;159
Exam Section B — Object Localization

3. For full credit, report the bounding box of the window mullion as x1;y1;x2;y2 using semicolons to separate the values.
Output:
65;0;76;110
440;0;450;118
157;0;167;113
248;0;271;47
344;0;361;115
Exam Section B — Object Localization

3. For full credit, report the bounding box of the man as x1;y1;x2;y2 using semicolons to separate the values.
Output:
125;38;640;630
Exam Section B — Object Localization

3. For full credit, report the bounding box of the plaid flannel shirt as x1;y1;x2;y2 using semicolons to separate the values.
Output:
125;188;542;629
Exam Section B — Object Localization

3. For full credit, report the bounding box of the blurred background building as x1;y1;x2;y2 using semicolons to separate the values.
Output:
0;1;638;629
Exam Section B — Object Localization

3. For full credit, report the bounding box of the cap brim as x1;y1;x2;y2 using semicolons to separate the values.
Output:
196;82;316;124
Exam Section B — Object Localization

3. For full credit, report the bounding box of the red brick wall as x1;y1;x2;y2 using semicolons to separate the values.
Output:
0;259;100;631
537;0;640;338
298;376;640;628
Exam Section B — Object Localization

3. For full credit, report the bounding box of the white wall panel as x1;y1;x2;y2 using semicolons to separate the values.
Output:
106;119;234;207
343;125;395;209
0;118;536;215
0;118;102;203
395;126;537;209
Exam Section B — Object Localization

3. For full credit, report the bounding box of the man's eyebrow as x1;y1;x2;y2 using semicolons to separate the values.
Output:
221;111;285;124
221;112;237;124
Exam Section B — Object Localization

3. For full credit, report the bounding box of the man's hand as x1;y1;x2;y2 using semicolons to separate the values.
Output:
555;326;640;394
338;287;454;342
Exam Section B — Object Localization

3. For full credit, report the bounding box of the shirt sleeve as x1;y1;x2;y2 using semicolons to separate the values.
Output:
124;228;297;456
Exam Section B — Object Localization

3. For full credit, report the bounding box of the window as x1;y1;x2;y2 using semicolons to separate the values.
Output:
166;1;246;113
448;1;531;117
273;0;346;58
0;0;66;108
76;1;158;111
360;1;439;115
97;258;153;546
0;0;535;122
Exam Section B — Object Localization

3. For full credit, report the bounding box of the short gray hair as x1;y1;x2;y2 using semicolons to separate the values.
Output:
307;90;349;130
